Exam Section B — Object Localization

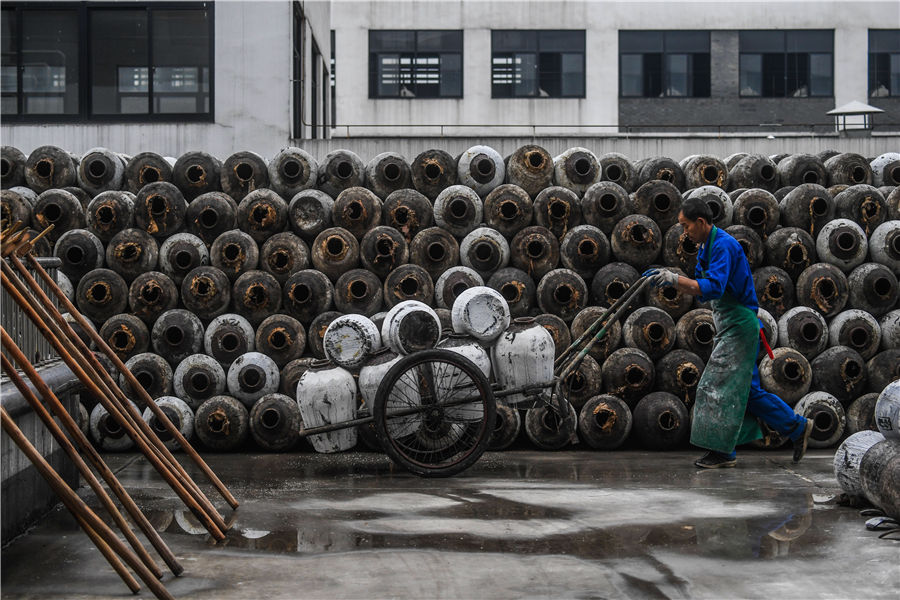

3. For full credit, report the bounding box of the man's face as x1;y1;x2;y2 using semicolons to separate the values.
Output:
678;212;709;244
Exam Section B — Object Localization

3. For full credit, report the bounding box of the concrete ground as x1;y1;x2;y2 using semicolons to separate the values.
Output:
1;448;898;599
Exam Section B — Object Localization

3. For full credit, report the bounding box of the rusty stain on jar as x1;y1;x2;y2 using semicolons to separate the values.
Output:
86;281;112;306
592;402;618;433
809;275;839;313
108;326;136;352
189;275;216;303
208;408;230;436
250;203;276;228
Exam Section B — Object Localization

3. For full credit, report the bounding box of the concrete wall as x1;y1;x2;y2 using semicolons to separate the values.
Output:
331;0;900;136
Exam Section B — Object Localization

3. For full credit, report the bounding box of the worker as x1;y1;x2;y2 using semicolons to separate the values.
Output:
643;196;813;469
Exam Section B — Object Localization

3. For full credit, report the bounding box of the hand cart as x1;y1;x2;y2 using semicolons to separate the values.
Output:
298;276;651;477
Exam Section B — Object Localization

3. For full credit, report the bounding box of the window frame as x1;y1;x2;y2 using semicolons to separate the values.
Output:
491;30;586;99
738;29;833;98
868;29;900;98
618;30;711;99
368;29;464;99
1;1;214;123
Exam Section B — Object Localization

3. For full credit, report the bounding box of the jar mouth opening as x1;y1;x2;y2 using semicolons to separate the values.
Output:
311;358;332;368
513;317;536;324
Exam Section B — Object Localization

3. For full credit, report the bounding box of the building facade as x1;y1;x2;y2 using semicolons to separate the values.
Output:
1;1;899;158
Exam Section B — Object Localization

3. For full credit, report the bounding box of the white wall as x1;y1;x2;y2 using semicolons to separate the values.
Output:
331;0;899;136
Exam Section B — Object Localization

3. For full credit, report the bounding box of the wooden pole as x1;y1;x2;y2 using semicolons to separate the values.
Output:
0;270;226;540
23;251;239;510
0;408;174;600
0;347;182;576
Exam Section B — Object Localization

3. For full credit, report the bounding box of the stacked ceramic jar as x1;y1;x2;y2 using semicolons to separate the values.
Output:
1;144;898;454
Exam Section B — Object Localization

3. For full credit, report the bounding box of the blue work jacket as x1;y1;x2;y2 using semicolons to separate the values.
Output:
694;226;759;312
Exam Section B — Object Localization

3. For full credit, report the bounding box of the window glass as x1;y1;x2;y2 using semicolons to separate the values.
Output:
869;31;900;97
787;30;832;53
439;53;461;97
869;30;900;53
740;31;785;53
1;9;18;114
809;53;832;96
619;31;662;54
619;31;709;98
892;54;900;96
560;52;583;96
740;54;762;96
418;30;461;52
620;54;642;97
539;30;583;53
91;9;149;114
665;31;708;53
493;30;536;52
666;54;689;96
22;9;79;114
152;9;210;114
515;53;537;96
740;30;832;97
643;53;663;97
370;30;462;98
491;30;584;98
369;31;415;52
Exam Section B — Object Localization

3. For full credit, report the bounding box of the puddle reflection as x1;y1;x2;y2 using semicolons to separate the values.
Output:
152;486;817;562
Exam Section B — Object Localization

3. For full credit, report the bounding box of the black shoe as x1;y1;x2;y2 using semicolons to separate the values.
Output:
694;451;737;469
792;418;814;463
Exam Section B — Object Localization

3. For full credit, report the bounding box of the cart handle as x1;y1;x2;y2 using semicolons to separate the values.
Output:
555;276;651;368
555;276;651;383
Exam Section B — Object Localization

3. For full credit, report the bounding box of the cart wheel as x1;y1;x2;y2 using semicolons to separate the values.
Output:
373;349;495;477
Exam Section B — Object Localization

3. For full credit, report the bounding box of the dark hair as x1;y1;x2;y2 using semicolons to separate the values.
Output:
680;196;713;223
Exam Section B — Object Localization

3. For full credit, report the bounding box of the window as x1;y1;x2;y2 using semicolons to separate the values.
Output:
619;31;710;98
369;30;462;98
869;30;900;97
492;30;585;98
0;2;212;121
739;30;832;97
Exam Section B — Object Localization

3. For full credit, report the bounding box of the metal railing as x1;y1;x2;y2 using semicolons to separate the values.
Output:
1;257;61;370
297;117;900;139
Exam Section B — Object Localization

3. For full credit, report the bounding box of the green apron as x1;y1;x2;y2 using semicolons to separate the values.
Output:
690;227;763;454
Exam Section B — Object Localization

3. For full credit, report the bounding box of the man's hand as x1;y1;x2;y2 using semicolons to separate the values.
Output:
642;268;679;288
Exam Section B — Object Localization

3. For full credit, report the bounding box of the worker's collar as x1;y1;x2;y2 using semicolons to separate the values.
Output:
699;225;716;248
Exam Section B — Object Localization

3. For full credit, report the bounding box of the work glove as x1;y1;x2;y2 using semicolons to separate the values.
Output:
644;268;679;288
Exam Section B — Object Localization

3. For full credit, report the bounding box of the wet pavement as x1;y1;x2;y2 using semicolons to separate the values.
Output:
2;449;898;599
